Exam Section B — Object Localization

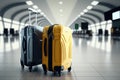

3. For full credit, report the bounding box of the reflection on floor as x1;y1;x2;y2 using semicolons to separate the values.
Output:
0;35;120;80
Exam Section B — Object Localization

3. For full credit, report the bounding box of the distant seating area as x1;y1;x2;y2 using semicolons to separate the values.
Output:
2;28;19;36
72;30;93;37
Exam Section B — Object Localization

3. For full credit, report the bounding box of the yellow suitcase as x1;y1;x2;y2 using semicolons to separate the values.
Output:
42;24;72;76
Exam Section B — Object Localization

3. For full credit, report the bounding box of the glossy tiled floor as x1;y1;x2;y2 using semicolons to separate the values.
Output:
0;35;120;80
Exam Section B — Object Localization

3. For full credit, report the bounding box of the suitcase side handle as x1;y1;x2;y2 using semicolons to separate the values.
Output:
44;38;47;56
22;37;26;53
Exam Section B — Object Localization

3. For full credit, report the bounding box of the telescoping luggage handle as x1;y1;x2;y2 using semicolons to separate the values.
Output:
28;8;39;26
44;38;47;56
28;9;32;26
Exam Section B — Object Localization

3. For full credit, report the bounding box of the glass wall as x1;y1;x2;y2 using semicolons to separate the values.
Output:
89;20;112;35
12;24;19;31
0;21;3;34
0;18;25;34
4;22;11;29
106;20;112;35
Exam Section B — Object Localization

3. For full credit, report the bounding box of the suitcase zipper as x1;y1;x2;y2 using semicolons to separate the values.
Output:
47;25;54;71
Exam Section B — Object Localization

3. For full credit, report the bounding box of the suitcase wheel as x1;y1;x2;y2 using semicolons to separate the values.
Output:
20;60;24;70
42;64;47;75
54;71;61;77
29;66;32;72
44;71;47;75
58;70;61;77
68;66;71;72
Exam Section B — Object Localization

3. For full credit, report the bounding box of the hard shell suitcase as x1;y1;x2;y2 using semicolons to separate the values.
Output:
10;28;14;36
42;24;72;76
104;30;109;36
98;29;103;35
20;9;43;72
20;26;42;72
4;28;8;36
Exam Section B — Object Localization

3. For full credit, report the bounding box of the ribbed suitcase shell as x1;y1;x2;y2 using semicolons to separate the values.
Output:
20;26;42;72
42;24;72;76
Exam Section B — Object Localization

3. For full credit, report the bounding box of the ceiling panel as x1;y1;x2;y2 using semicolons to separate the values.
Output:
0;0;120;28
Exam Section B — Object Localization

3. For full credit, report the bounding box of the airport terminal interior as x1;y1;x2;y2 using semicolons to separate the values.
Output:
0;0;120;80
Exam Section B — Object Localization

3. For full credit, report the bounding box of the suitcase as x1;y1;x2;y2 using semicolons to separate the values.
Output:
104;30;109;36
86;30;92;36
4;28;8;36
20;26;42;72
98;29;103;35
10;28;14;36
42;24;72;76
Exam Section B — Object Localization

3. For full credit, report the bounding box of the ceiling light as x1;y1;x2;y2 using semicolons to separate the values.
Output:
78;15;81;17
21;23;24;25
91;1;99;6
83;9;88;13
107;20;112;23
3;18;11;22
96;23;100;26
101;21;107;25
59;1;63;5
28;8;34;11
28;8;37;13
44;15;46;17
87;6;93;10
33;5;38;9
41;12;44;15
80;12;84;15
26;1;33;5
13;20;19;24
38;9;41;12
91;24;95;27
59;9;63;12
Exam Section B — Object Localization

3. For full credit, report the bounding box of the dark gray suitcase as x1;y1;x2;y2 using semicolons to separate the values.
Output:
20;26;42;72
